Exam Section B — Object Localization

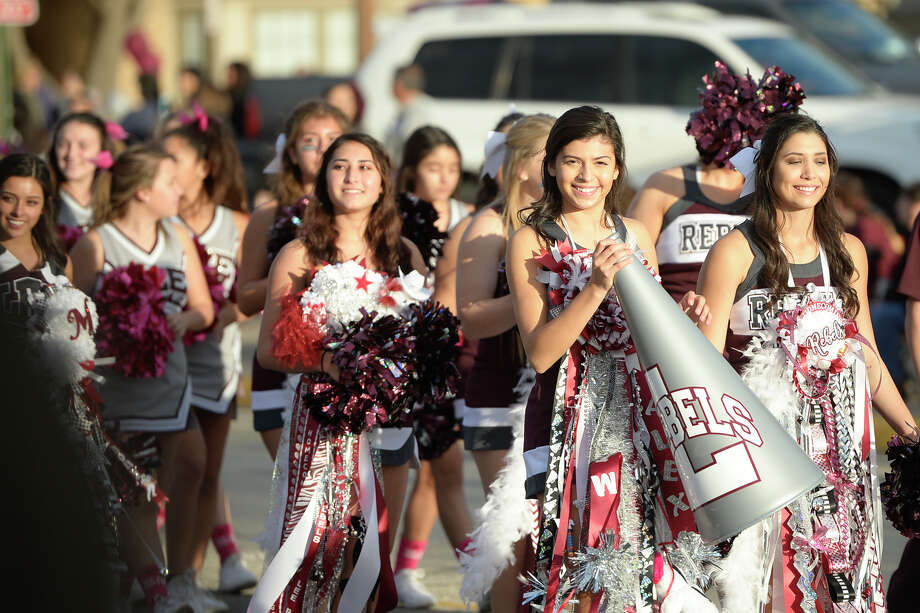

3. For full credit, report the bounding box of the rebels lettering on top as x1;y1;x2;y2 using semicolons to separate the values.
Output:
679;221;734;254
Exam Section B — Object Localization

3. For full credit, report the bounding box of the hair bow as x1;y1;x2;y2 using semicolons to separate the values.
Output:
480;131;507;179
263;133;287;175
728;140;761;198
181;101;209;132
106;121;128;141
93;150;114;170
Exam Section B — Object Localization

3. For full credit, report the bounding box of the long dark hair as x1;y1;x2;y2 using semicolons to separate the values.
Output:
0;153;66;269
163;116;249;212
523;106;628;241
47;112;116;212
306;133;409;276
749;113;858;316
396;125;461;195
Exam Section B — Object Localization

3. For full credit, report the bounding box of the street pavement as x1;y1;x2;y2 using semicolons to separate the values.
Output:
137;318;912;612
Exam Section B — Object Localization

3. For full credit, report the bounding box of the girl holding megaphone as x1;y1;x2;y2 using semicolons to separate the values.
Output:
507;106;714;613
698;113;919;612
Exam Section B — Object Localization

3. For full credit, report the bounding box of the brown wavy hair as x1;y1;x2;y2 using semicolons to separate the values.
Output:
0;153;66;270
163;115;249;212
304;133;410;276
522;106;628;241
272;100;351;210
748;113;858;316
93;144;173;226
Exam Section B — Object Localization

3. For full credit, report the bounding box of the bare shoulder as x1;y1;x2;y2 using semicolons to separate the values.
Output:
400;236;425;262
465;206;504;238
230;208;250;229
249;200;278;229
709;228;753;263
621;216;653;243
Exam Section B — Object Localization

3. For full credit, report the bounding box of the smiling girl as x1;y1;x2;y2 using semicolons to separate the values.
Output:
507;106;712;613
0;153;71;324
237;100;350;459
254;133;425;612
48;112;116;231
698;114;918;612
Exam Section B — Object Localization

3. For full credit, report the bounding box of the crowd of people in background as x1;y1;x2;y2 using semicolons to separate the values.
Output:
2;55;920;613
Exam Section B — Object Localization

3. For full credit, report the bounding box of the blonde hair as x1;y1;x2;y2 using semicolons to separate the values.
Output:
93;144;173;226
500;114;555;232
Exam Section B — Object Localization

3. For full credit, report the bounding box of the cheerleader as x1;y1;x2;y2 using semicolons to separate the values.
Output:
70;144;215;613
237;100;350;459
456;113;554;612
697;113;918;612
507;106;713;612
48;112;118;242
392;126;475;607
163;112;257;594
252;133;426;611
627;62;803;303
0;153;72;295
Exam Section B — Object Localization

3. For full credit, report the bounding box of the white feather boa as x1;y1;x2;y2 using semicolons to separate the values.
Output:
713;335;800;612
459;404;538;604
28;285;99;386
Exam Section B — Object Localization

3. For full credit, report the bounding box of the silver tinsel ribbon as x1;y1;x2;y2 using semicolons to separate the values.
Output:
570;531;641;611
664;531;721;590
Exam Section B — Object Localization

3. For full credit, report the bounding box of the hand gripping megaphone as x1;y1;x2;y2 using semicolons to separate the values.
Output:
612;248;825;543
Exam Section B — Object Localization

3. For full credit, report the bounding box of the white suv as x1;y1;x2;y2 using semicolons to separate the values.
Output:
356;2;920;205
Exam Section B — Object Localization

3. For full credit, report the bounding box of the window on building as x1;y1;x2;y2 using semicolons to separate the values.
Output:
253;10;320;76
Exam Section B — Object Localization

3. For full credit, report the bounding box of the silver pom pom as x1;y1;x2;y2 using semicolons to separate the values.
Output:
665;531;721;590
520;570;548;608
569;530;640;610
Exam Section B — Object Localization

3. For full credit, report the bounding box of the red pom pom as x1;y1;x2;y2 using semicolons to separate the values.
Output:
95;263;175;378
271;293;324;370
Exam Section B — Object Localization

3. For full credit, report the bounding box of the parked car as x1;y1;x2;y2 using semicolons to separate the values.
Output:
356;2;920;208
689;0;920;94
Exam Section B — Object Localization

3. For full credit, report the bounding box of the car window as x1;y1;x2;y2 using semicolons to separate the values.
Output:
413;37;504;99
622;35;721;106
505;34;718;106
734;36;868;96
783;0;916;64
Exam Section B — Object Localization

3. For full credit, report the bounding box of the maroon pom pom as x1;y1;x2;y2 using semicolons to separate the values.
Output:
95;263;175;378
183;237;227;345
414;400;461;460
57;224;85;251
303;309;417;434
881;432;920;539
686;61;806;167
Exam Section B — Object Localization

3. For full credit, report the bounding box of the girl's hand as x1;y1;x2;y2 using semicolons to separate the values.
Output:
589;238;635;292
321;351;341;382
212;303;239;341
167;311;193;338
679;291;712;326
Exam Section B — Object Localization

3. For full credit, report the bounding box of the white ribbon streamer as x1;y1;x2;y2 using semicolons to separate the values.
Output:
248;463;323;612
728;140;761;198
338;433;380;610
481;130;507;179
263;133;287;175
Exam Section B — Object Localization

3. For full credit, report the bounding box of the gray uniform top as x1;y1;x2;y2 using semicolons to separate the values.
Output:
94;221;191;432
174;206;242;413
447;198;469;233
56;190;94;229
